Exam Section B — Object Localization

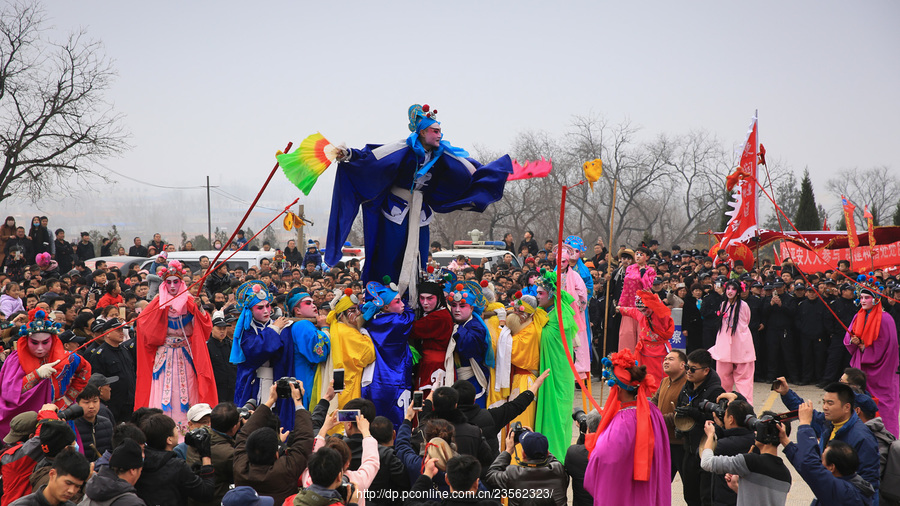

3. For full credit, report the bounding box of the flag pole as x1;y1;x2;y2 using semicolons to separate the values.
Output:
600;177;618;406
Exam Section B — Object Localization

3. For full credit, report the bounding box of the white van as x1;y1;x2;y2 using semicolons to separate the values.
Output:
140;250;276;273
431;240;520;271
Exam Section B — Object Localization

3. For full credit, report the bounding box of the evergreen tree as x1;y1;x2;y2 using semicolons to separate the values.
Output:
837;214;846;231
794;169;821;230
719;188;731;232
870;205;880;227
894;200;900;226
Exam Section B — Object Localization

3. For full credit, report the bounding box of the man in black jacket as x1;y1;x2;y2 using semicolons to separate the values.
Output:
700;282;724;351
742;282;766;381
819;283;857;387
565;410;601;506
135;414;216;505
127;237;148;258
366;416;409;506
10;449;89;506
72;386;114;463
795;286;829;385
206;312;236;404
421;387;494;471
675;349;726;506
52;230;74;275
451;369;549;456
75;232;95;263
406;455;501;506
762;281;797;382
80;438;144;506
484;430;568;506
87;319;136;423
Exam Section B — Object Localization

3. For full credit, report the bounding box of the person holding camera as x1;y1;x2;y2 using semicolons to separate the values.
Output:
290;447;362;506
134;413;216;505
484;427;567;505
781;400;876;504
233;382;314;505
565;409;600;506
774;379;881;499
704;398;769;505
699;412;792;505
674;349;726;506
183;402;241;506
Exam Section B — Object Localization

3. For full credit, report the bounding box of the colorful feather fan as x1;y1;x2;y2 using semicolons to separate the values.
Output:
276;132;339;195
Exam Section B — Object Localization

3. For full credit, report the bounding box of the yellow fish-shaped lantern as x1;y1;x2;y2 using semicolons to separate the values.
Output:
582;158;603;190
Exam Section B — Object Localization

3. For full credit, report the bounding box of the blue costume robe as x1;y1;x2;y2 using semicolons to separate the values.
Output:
454;316;492;408
361;307;415;429
288;320;330;409
325;141;512;284
232;320;297;430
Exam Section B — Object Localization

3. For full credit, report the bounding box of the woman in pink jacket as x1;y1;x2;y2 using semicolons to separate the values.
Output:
708;280;755;403
618;247;655;352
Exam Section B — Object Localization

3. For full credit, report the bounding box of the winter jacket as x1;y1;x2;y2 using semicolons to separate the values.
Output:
394;420;450;493
564;443;591;506
781;389;881;495
233;403;314;505
1;438;44;506
651;373;689;446
796;297;828;339
302;248;323;269
289;484;345;506
55;240;75;274
206;337;237;404
456;391;535;457
864;417;896;476
133;447;215;506
366;444;409;506
483;451;568;506
10;485;76;506
0;294;25;318
128;245;148;258
676;369;726;452
300;436;380;506
784;424;875;505
403;475;502;506
79;467;146;506
73;416;114;462
710;426;756;505
76;241;95;262
419;407;494;470
185;428;235;506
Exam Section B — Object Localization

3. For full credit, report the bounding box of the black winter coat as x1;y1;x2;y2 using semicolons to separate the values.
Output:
710;426;755;505
81;467;145;506
73;415;114;462
676;369;726;452
366;444;410;506
134;447;215;506
457;390;535;456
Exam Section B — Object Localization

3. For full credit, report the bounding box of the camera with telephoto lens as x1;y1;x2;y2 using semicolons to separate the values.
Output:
276;377;301;399
57;405;84;421
572;409;588;434
238;399;257;420
697;398;729;420
744;414;781;445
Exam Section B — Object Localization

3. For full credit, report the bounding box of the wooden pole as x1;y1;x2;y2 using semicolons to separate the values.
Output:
599;177;618;405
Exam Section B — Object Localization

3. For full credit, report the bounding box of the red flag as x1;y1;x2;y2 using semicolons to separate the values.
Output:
822;216;830;231
717;114;759;250
864;205;876;249
841;195;859;249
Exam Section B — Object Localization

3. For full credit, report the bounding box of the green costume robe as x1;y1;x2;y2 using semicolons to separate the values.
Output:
536;291;578;463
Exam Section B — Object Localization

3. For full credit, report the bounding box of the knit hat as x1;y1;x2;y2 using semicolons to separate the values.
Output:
109;438;144;470
222;486;275;506
39;420;76;457
519;431;549;459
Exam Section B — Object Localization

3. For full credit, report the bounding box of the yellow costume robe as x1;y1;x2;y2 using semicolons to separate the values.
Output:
506;309;547;429
485;302;509;409
329;320;376;409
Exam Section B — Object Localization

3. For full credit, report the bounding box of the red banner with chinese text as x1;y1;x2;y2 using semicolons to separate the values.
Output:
780;241;900;274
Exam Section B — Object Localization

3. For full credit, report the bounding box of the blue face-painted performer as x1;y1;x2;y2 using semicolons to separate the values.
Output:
326;104;513;301
229;281;297;429
447;280;495;408
359;278;416;429
284;287;330;409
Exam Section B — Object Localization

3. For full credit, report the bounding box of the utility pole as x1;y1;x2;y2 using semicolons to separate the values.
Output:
296;204;305;253
206;176;213;248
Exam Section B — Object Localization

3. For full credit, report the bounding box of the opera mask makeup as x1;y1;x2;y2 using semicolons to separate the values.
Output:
536;287;552;308
165;277;181;296
386;297;404;314
251;301;273;322
859;293;876;311
295;298;318;318
28;332;53;358
449;300;473;322
419;293;439;313
725;286;737;300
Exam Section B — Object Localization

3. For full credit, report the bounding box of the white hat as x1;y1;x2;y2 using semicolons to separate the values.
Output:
186;403;212;422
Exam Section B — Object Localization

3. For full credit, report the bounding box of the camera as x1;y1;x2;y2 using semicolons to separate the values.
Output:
745;414;781;445
276;377;300;399
572;409;588;434
184;427;211;457
511;421;527;444
57;405;84;421
238;399;257;420
697;398;728;420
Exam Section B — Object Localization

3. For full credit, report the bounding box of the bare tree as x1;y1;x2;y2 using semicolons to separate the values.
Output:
826;166;900;228
0;1;128;203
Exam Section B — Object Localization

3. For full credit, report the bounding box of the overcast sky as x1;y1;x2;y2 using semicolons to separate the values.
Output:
7;1;899;242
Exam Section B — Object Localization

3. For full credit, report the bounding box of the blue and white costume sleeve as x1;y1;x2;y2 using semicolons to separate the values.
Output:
231;320;297;429
454;316;494;408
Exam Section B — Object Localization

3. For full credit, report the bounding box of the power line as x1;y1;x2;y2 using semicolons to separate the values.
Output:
103;167;211;190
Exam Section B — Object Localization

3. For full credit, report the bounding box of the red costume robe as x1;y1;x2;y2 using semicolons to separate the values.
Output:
409;307;454;390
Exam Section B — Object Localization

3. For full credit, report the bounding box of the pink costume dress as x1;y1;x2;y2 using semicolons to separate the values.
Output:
708;301;755;404
584;403;671;505
844;310;899;437
618;263;655;352
560;267;590;376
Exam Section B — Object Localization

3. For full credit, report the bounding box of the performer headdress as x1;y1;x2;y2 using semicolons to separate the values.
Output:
536;268;557;296
367;276;400;309
852;272;886;348
447;280;487;314
564;235;586;253
285;287;314;314
19;309;63;337
595;348;658;482
551;242;577;263
511;291;538;316
327;288;359;325
158;260;186;280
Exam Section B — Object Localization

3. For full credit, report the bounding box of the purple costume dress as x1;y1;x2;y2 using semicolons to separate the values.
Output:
584;403;671;505
844;310;899;437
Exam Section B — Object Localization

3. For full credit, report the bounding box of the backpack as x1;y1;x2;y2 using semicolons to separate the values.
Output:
881;439;900;502
77;491;140;506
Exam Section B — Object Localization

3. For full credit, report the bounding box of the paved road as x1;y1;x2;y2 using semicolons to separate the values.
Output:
572;380;848;504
